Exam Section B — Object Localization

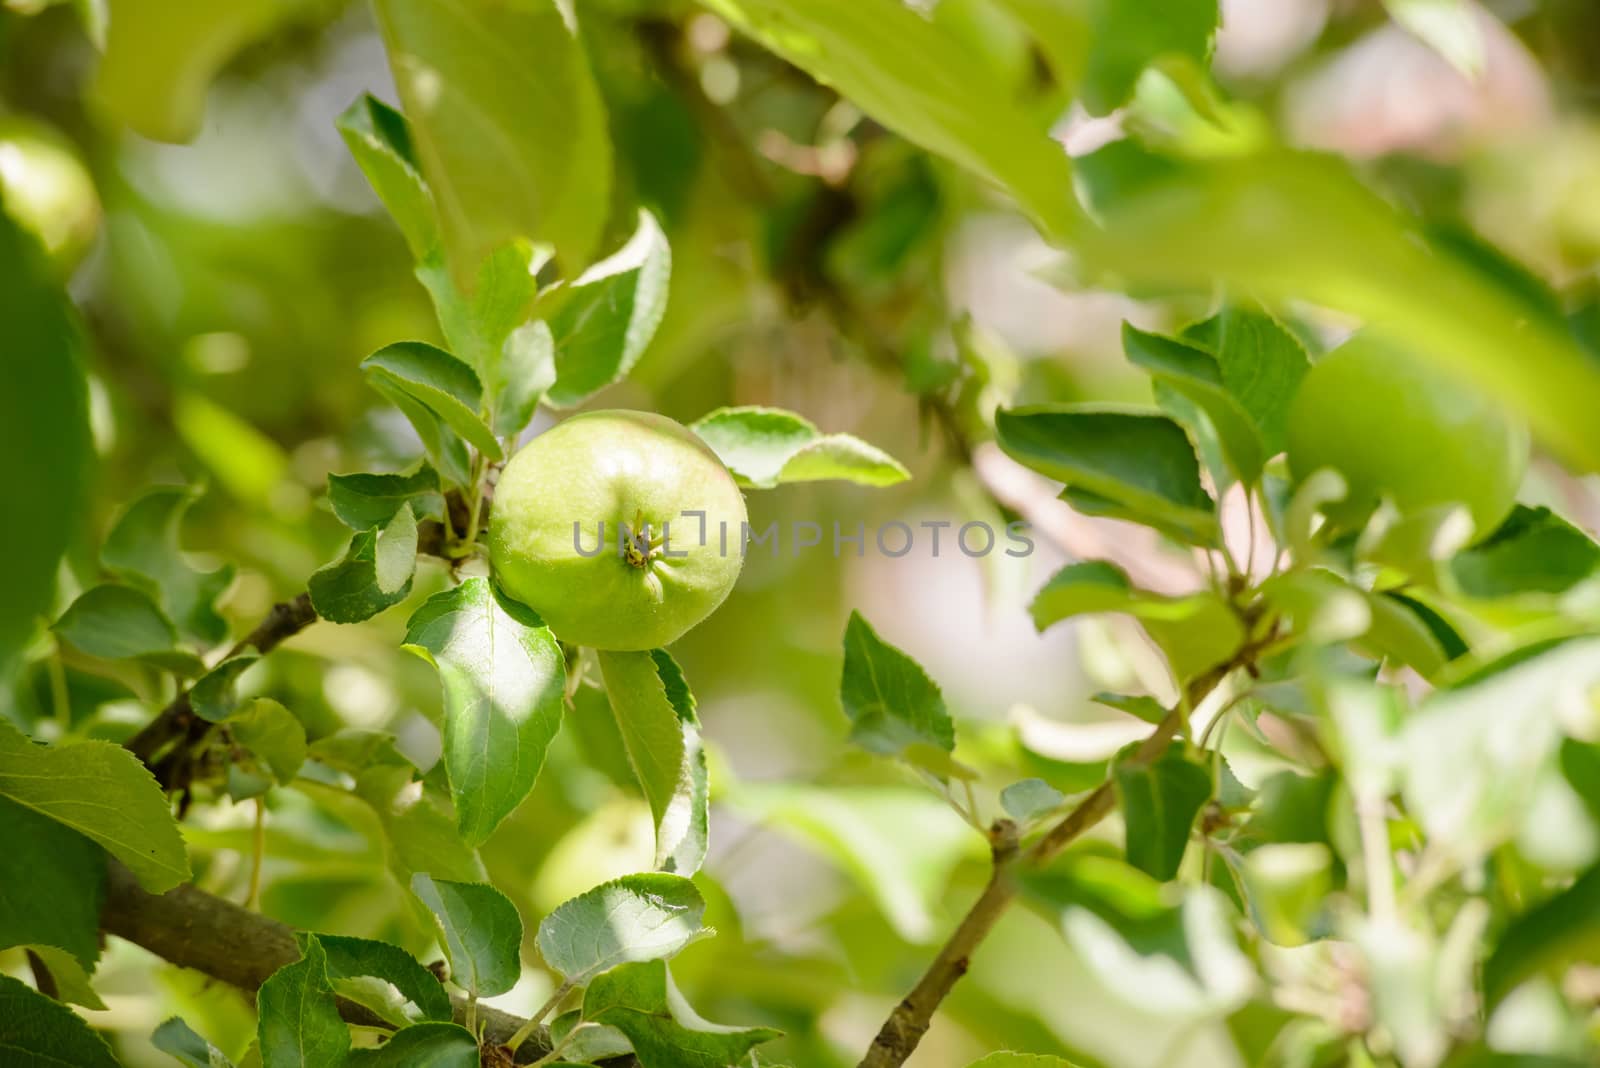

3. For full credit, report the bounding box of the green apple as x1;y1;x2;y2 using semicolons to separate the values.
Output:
1286;334;1528;539
489;410;748;651
0;116;100;274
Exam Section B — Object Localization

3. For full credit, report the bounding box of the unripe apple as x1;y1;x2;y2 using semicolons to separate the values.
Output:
1286;334;1528;539
489;410;747;651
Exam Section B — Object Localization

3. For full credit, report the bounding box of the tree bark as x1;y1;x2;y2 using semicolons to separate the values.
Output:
99;860;614;1063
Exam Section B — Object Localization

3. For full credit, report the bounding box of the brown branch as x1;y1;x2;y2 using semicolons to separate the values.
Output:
124;517;453;789
856;645;1263;1068
100;860;629;1064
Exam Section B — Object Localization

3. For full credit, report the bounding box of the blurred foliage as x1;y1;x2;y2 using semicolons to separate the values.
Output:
7;1;1600;1067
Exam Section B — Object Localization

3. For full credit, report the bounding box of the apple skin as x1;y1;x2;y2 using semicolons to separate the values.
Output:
1286;334;1529;539
489;410;747;651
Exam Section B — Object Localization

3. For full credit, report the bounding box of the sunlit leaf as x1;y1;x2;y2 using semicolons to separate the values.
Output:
544;209;671;408
704;0;1078;243
596;649;708;875
337;93;438;261
583;960;781;1068
376;0;612;277
409;873;522;998
0;719;190;892
1080;0;1219;115
91;0;305;142
1074;147;1600;470
536;873;708;986
1028;562;1242;683
308;527;413;625
692;407;909;490
403;578;565;846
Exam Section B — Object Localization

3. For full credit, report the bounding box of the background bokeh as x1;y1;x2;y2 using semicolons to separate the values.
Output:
6;1;1600;1064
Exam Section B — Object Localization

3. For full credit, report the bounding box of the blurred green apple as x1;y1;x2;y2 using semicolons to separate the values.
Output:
1287;334;1528;539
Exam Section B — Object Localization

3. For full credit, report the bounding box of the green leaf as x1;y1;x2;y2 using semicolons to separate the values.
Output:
403;578;566;846
52;584;204;675
690;407;909;490
256;935;350;1068
582;960;781;1068
995;406;1217;545
537;873;708;987
966;1055;1082;1068
1028;562;1243;683
1075;148;1600;470
704;0;1077;243
347;1022;479;1067
24;945;105;1010
327;466;442;531
154;1016;236;1068
308;527;413;625
416;243;554;437
188;654;260;723
1080;0;1219;115
314;934;452;1025
1449;505;1600;599
544;209;671;408
1000;778;1066;823
408;873;523;998
1092;692;1168;725
1402;638;1600;862
0;718;190;892
0;972;120;1068
102;486;235;648
730;784;978;943
1114;741;1212;881
89;0;301;141
1236;842;1332;948
1181;304;1310;460
596;649;709;875
1122;323;1264;485
375;0;612;277
229;698;308;786
0;211;91;676
337;93;437;261
839;611;955;760
361;342;501;460
375;504;419;595
0;794;105;969
1019;857;1253;1019
1484;861;1600;1007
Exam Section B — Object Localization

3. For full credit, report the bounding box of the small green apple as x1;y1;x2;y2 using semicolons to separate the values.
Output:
489;410;747;651
1286;334;1528;539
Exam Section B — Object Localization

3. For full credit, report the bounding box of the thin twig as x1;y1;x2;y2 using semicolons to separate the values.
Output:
855;641;1268;1068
